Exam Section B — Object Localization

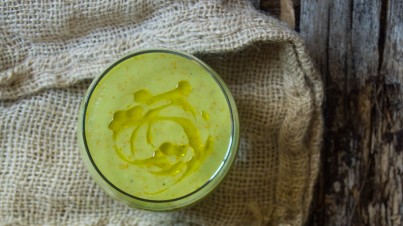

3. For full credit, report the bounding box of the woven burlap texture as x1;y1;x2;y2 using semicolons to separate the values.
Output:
0;1;323;225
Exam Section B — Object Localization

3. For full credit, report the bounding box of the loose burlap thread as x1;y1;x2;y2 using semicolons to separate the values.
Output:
0;1;323;225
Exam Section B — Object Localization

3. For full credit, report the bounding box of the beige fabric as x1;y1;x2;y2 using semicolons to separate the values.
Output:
0;1;323;225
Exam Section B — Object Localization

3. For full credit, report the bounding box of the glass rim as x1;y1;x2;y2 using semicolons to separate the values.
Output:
80;49;239;204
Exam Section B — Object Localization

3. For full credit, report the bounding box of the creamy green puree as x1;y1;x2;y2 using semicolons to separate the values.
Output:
84;52;232;200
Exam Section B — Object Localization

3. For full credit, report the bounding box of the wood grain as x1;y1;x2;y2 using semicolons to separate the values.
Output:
297;0;403;225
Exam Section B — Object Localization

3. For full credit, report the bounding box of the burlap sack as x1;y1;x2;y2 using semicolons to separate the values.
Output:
0;1;323;225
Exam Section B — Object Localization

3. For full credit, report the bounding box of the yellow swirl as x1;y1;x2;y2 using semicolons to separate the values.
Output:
108;81;213;194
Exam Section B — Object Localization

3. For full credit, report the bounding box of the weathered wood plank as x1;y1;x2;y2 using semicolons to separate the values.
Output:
373;0;403;225
382;0;403;81
299;0;330;81
352;1;381;82
299;0;403;225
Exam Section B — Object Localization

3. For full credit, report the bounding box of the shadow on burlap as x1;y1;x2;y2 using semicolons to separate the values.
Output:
0;1;323;225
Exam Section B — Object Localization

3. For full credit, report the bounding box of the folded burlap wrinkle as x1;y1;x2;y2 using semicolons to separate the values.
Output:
0;1;323;225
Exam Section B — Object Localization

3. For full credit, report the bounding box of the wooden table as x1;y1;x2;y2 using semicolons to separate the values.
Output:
260;1;402;225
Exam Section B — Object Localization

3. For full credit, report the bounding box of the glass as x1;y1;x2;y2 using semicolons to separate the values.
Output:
77;49;239;211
